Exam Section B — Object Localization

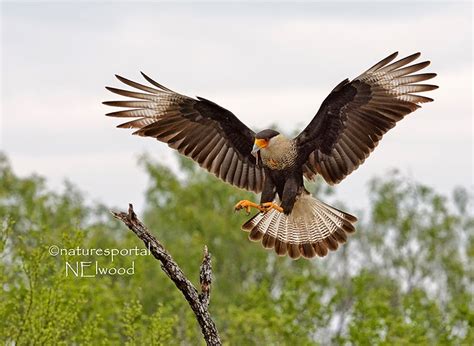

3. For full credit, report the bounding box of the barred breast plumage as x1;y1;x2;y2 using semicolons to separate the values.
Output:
260;135;298;170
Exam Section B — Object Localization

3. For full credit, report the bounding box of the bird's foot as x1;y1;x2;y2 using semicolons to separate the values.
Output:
261;202;284;213
234;200;284;214
234;200;264;214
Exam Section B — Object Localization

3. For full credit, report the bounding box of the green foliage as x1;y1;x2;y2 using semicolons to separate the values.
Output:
0;153;178;344
0;152;472;345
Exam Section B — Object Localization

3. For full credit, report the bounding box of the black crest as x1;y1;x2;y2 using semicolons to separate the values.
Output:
255;129;280;140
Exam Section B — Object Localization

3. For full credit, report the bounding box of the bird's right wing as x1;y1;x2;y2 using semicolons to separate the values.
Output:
104;73;265;193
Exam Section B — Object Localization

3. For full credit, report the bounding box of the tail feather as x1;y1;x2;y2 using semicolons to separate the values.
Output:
242;194;357;260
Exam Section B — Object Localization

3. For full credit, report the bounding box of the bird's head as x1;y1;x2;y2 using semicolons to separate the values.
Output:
252;129;280;158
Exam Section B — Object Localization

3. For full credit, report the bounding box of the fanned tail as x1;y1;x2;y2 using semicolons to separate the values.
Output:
242;194;357;259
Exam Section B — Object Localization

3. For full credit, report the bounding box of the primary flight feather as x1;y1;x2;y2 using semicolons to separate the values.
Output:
104;52;437;259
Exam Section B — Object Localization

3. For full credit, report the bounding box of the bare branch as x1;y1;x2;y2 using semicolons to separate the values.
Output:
112;204;221;346
199;246;212;306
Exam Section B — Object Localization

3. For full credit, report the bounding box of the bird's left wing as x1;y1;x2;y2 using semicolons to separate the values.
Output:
104;73;265;193
295;52;438;185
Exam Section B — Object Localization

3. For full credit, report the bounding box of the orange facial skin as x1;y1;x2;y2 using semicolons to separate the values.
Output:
254;138;268;149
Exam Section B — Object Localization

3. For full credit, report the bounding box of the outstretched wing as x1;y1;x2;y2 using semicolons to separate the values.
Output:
295;52;438;185
104;73;265;193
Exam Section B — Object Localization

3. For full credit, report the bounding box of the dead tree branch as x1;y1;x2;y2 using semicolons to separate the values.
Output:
112;204;221;346
199;246;212;306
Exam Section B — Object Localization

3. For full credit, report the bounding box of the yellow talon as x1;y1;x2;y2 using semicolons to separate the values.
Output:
234;200;264;214
261;202;284;213
234;200;283;214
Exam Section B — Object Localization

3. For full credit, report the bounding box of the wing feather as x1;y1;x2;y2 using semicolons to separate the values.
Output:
297;52;437;184
104;74;265;193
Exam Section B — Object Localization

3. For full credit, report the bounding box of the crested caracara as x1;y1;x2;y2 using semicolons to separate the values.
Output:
104;52;438;259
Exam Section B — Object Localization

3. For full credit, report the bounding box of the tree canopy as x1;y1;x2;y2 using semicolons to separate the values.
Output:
0;152;472;345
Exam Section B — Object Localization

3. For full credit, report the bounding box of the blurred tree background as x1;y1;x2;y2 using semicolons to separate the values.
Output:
0;151;472;345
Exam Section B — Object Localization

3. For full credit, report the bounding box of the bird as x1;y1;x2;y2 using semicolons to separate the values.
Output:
104;52;437;260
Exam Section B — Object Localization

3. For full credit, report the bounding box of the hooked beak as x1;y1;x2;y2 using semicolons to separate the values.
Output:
251;143;260;157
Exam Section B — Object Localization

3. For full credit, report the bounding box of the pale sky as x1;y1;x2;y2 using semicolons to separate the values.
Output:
1;1;472;215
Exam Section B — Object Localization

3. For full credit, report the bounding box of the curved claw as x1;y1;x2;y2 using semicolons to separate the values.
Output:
261;202;284;213
234;200;264;214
